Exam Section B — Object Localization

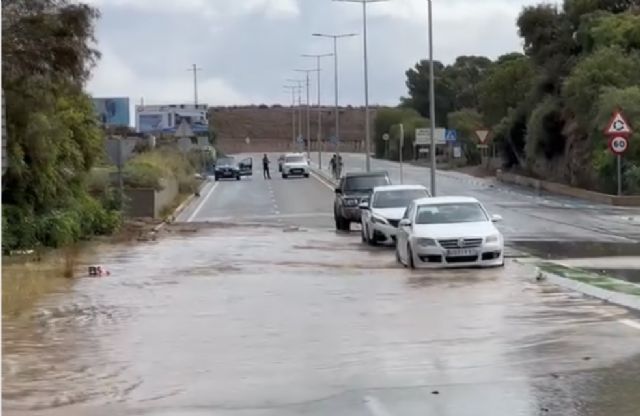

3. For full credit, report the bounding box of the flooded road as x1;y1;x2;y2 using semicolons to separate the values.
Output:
4;163;640;415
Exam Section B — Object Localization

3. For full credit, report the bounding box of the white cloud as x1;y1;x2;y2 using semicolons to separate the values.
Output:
87;44;257;106
84;0;300;20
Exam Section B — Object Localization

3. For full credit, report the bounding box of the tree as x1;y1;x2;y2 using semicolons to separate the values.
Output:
374;107;428;161
563;47;640;123
447;109;484;164
401;56;493;125
478;53;536;126
2;0;119;251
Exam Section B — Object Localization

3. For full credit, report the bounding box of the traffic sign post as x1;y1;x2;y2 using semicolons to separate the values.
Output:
604;110;633;196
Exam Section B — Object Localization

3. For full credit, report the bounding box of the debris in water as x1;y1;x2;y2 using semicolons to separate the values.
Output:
431;390;440;395
88;265;110;277
582;356;592;361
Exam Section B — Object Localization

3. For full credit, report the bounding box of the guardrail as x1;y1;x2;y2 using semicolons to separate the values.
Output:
497;171;640;207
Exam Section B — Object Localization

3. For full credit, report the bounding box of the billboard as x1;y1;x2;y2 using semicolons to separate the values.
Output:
136;104;209;134
93;97;130;127
138;114;165;133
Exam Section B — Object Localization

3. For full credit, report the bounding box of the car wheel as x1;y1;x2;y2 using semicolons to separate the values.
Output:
304;173;309;178
282;174;288;179
236;175;241;181
407;244;416;269
214;175;219;181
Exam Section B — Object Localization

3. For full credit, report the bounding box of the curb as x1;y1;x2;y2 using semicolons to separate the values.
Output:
153;180;208;232
310;165;338;187
536;268;640;311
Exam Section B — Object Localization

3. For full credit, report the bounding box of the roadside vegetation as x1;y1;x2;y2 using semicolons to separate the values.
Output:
378;0;640;194
2;0;122;253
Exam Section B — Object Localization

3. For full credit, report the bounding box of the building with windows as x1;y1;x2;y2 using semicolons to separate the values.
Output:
136;104;209;135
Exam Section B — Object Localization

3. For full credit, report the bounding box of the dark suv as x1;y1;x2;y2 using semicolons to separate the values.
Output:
334;171;391;231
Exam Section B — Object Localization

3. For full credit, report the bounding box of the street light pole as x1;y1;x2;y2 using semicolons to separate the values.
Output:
294;69;319;158
334;0;388;172
427;0;437;196
313;33;358;169
302;53;333;168
286;78;305;150
283;85;298;147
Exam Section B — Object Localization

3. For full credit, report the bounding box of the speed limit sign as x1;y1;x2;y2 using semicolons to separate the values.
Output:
609;136;629;155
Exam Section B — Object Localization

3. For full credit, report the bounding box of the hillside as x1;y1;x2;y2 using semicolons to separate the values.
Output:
209;105;382;153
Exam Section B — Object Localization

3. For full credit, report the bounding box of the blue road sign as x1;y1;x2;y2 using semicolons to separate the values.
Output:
445;129;458;142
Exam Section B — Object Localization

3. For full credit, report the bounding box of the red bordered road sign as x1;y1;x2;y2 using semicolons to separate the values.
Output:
609;136;629;155
604;110;633;137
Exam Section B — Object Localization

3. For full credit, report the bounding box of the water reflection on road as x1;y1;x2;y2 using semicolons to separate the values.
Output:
3;225;640;416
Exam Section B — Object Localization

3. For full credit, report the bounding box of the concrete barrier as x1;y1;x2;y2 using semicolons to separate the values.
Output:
124;178;179;218
496;171;640;207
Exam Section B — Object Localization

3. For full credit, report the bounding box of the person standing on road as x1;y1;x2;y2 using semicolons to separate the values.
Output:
262;154;271;179
337;154;343;178
329;154;337;179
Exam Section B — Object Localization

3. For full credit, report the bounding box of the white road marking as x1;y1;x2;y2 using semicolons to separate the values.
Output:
618;319;640;331
364;396;394;416
187;182;220;222
310;171;335;191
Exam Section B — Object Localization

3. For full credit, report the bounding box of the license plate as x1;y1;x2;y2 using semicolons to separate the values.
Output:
292;169;302;174
446;249;478;257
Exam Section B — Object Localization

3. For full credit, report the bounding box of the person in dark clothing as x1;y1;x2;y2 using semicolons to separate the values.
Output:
329;154;337;179
262;154;271;179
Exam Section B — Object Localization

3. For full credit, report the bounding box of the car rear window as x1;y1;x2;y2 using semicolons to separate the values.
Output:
373;189;429;208
217;158;235;165
415;203;489;224
344;175;390;192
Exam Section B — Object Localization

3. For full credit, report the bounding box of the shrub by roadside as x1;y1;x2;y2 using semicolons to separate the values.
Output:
124;150;199;194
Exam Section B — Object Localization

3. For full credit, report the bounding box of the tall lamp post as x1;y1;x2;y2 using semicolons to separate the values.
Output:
312;32;357;167
294;68;319;158
301;53;333;168
427;0;437;196
286;78;305;148
333;0;389;172
283;85;298;147
187;64;202;106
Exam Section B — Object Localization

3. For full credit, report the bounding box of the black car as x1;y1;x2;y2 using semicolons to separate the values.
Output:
214;157;253;181
333;171;391;231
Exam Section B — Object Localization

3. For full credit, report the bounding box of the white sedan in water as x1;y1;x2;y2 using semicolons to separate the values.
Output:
359;185;430;245
396;196;504;269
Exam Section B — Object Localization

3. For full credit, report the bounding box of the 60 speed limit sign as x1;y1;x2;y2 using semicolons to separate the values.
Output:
609;136;629;155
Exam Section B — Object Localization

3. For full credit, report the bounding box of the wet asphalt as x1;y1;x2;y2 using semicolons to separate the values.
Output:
3;154;640;416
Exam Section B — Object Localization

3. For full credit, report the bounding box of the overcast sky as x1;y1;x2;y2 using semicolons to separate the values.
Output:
86;0;545;107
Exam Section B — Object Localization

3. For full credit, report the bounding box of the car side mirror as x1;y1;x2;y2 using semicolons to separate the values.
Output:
358;202;369;210
335;188;342;195
491;214;503;222
399;219;411;227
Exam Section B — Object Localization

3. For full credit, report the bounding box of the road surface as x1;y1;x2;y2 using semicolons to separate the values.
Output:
3;153;640;416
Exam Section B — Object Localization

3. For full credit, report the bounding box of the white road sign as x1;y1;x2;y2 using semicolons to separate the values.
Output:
605;111;632;136
475;130;490;144
609;136;629;155
415;128;446;145
382;133;390;142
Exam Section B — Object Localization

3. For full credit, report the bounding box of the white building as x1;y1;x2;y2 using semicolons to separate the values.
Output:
136;104;209;135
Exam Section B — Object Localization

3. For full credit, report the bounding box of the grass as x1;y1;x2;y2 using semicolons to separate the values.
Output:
539;262;640;297
2;251;77;318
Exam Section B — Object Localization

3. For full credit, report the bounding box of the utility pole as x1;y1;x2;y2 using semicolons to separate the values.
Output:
294;69;319;158
283;85;298;147
313;33;358;166
302;53;333;168
188;64;203;106
333;0;389;172
286;78;305;149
